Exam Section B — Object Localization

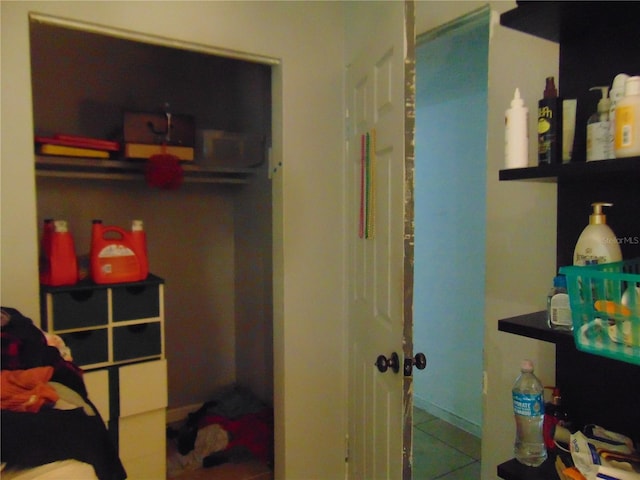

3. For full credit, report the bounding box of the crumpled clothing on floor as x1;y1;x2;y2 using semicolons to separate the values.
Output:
167;424;229;477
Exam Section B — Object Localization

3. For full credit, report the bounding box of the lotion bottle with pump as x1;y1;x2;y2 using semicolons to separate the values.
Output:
505;88;529;168
586;86;613;161
573;202;622;265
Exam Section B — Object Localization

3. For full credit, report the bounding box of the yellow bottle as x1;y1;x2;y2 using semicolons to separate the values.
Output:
614;76;640;158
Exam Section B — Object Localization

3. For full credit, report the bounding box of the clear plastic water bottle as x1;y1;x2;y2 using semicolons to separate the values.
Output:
512;359;547;466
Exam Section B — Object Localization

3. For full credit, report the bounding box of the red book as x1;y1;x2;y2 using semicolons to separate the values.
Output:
35;134;120;152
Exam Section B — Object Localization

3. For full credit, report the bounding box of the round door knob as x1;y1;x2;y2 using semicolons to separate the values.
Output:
375;352;400;374
414;352;427;370
404;352;427;376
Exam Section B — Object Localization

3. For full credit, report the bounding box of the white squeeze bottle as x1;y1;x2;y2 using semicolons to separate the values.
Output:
505;88;529;168
512;359;547;467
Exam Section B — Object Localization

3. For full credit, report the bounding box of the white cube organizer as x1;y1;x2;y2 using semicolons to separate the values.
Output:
40;275;167;479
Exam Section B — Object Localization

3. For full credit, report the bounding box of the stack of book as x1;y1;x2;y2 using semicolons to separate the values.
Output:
124;143;194;161
35;134;120;159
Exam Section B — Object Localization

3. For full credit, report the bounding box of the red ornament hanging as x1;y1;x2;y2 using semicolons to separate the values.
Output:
145;145;183;189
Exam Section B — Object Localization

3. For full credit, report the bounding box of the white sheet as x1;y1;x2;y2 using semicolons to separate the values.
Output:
0;460;98;479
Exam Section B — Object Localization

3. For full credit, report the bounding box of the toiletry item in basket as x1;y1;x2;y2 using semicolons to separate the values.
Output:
586;86;614;161
90;219;148;284
573;202;622;266
547;274;572;330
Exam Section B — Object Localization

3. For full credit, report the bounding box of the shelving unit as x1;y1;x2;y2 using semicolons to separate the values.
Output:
41;274;168;479
499;156;640;182
497;2;640;479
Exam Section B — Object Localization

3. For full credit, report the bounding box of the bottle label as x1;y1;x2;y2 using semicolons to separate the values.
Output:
615;106;634;148
513;392;544;417
587;122;613;160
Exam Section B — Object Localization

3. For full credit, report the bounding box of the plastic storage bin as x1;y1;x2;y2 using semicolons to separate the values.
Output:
560;258;640;365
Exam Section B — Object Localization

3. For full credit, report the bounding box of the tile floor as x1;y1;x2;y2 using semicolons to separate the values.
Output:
413;407;482;479
167;408;481;480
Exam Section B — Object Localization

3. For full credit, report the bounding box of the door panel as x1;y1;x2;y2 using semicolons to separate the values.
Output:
346;2;415;479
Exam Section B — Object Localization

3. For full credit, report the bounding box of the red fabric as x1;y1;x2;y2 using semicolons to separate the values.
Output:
200;408;273;464
145;153;183;189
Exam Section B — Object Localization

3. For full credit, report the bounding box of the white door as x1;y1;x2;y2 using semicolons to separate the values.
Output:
346;2;417;479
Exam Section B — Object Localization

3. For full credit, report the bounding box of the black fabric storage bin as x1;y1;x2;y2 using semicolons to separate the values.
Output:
60;328;108;366
112;284;160;322
48;289;108;330
113;323;161;362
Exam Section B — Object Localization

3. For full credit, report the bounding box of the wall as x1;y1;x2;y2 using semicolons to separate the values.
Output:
30;22;270;408
416;1;558;476
482;4;558;477
1;2;346;479
2;1;561;477
413;7;489;437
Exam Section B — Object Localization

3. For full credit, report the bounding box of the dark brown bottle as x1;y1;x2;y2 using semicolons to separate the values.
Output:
538;76;562;164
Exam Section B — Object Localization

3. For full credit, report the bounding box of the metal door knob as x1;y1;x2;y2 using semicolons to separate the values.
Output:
375;352;400;374
404;352;427;376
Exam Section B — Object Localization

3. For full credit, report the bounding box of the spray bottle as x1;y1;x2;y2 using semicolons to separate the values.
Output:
586;86;613;161
538;77;562;165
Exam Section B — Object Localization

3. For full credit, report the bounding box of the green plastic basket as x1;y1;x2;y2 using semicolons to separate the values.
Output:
559;258;640;366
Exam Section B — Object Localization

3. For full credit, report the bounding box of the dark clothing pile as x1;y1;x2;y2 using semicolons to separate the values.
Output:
1;307;126;480
168;385;273;469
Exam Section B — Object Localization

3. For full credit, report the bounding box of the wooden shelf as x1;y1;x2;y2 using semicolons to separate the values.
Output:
497;311;574;346
497;453;562;480
35;155;257;185
499;157;640;182
500;2;640;44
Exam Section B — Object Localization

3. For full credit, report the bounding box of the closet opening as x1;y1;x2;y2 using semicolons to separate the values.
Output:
29;13;276;479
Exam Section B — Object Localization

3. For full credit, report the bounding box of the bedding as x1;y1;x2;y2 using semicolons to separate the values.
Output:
1;460;98;479
1;307;126;480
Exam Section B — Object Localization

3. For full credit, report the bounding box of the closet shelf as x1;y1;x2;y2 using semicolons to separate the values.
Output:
35;155;257;185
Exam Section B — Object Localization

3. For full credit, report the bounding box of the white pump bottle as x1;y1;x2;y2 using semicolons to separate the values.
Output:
586;86;613;161
573;202;622;265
